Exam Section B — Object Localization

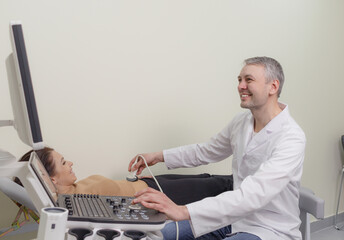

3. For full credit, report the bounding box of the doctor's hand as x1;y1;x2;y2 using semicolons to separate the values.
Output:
132;187;190;222
128;152;164;175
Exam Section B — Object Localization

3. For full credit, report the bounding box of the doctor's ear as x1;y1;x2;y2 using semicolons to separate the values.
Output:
269;79;280;95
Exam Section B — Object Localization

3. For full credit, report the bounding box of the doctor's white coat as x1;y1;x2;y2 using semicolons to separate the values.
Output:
164;104;306;240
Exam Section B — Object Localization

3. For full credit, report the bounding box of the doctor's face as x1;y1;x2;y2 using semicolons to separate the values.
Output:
237;64;271;110
50;151;77;187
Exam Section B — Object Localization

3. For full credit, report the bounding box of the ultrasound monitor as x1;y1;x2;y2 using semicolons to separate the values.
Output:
6;21;44;150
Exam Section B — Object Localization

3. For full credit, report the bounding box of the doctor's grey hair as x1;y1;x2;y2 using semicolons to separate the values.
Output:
244;56;284;97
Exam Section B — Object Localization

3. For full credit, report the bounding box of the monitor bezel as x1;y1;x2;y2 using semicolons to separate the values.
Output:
8;21;44;150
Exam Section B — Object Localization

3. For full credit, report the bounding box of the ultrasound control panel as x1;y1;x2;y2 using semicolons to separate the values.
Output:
57;194;166;225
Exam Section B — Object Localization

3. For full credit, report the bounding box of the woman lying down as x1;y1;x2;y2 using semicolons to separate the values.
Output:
16;147;233;206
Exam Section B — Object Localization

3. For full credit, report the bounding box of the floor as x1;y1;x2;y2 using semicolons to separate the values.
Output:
311;224;344;240
4;231;37;240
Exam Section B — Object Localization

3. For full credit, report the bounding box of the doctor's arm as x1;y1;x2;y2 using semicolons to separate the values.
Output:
129;121;233;174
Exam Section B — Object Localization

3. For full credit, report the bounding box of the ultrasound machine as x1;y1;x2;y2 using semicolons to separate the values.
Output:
0;21;166;239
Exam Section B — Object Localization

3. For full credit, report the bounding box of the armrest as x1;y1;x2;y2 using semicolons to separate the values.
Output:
299;186;324;219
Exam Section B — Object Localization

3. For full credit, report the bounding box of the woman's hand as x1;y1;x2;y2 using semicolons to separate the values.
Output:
128;152;164;175
132;187;190;222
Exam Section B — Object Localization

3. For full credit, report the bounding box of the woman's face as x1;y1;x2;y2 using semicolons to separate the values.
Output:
50;151;77;187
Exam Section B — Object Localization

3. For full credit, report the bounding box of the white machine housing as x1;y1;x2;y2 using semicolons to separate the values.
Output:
37;207;68;240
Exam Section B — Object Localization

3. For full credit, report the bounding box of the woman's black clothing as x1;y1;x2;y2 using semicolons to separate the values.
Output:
141;174;233;205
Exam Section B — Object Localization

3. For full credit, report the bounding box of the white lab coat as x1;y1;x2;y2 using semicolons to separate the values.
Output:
163;104;305;240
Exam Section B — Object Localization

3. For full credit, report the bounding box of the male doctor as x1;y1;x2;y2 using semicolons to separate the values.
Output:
129;56;306;240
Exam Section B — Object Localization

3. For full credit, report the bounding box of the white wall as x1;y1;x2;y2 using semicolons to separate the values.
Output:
0;0;344;231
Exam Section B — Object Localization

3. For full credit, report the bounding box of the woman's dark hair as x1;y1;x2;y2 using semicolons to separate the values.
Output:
14;147;55;186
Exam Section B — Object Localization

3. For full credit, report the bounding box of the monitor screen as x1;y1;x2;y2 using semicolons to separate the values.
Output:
7;21;44;150
29;151;58;204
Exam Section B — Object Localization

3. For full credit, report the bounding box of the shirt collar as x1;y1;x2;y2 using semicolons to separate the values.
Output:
245;102;289;135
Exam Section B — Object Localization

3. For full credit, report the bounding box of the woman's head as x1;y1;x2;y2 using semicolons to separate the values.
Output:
48;150;77;188
18;147;77;190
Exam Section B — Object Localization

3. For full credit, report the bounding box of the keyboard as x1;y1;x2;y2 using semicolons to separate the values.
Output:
57;194;166;226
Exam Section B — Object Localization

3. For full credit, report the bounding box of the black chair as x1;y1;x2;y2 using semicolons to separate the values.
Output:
334;135;344;230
